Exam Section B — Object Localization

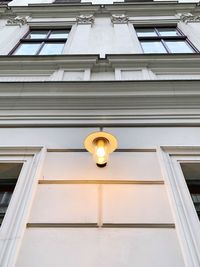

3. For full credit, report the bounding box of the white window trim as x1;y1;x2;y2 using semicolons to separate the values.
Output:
158;146;200;267
0;146;46;267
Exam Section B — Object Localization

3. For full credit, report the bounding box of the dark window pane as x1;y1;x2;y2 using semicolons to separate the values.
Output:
0;163;23;179
136;28;157;37
157;28;179;36
0;163;23;226
165;40;194;53
49;30;69;39
181;163;200;220
39;43;64;55
13;43;41;55
26;30;49;39
141;41;167;53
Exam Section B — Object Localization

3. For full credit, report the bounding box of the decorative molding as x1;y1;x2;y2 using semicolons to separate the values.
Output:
180;13;200;23
0;80;199;126
111;14;129;24
28;20;75;28
6;16;29;26
158;146;200;267
0;147;46;267
76;14;94;25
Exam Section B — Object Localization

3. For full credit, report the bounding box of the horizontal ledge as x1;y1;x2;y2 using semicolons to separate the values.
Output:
27;223;98;228
47;148;156;152
38;180;164;185
26;223;175;229
102;223;175;228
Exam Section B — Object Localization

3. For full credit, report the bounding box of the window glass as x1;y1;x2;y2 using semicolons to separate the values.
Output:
13;43;41;55
49;30;69;39
136;28;157;37
0;163;23;226
157;28;179;36
181;163;200;220
26;30;49;39
39;43;64;55
141;41;167;53
165;40;194;53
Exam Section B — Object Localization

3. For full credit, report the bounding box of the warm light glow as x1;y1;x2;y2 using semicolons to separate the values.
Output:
93;138;109;167
84;131;118;168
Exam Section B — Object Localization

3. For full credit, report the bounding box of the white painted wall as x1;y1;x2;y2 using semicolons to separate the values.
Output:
0;127;199;148
16;228;185;267
0;24;28;55
41;152;162;180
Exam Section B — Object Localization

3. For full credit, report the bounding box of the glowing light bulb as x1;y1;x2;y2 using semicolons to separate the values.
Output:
96;147;106;157
93;138;109;167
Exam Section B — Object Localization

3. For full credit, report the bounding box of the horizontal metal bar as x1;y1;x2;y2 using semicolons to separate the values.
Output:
138;36;186;40
38;180;164;185
27;223;175;228
21;39;67;43
46;148;156;152
102;223;175;228
27;223;98;228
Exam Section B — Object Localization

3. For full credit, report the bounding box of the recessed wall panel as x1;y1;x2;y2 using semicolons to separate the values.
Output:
42;152;162;181
102;184;174;223
29;184;98;223
16;228;185;267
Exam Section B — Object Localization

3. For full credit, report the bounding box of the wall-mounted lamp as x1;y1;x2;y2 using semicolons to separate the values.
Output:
84;131;118;168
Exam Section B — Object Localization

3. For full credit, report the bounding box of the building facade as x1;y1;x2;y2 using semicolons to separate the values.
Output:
0;0;200;266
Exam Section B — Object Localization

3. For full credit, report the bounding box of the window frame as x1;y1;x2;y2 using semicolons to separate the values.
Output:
10;28;71;56
180;163;200;220
0;147;45;267
135;26;199;54
158;146;200;267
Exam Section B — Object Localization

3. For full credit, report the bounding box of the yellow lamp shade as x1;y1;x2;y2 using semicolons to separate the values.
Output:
84;131;118;167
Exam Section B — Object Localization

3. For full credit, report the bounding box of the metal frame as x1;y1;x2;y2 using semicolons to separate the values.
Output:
10;29;70;56
135;26;199;54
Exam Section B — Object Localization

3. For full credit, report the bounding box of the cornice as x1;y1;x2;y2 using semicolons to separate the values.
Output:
1;2;197;19
107;54;200;68
0;80;199;126
0;54;199;70
0;79;199;100
0;55;99;69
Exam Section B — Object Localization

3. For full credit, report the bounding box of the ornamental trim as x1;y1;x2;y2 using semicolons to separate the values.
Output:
180;13;200;23
111;14;129;24
76;15;95;25
6;16;29;26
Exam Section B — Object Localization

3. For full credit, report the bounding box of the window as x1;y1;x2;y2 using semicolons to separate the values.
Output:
135;27;197;54
53;0;80;3
12;29;70;55
160;147;200;266
0;163;23;226
181;163;200;220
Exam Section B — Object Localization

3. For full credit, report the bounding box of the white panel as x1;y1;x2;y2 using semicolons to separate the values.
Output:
42;152;162;180
103;184;173;223
16;228;185;267
156;74;200;80
91;72;115;80
121;70;143;80
29;184;98;223
0;76;49;81
63;71;84;81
